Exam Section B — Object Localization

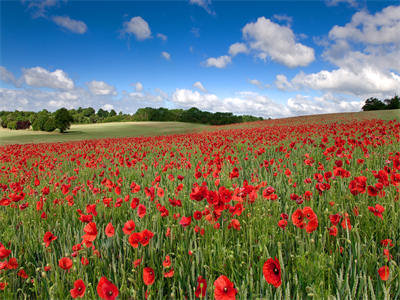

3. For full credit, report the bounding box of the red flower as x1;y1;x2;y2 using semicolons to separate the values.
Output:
214;275;237;300
122;220;136;235
164;268;174;278
128;232;142;248
263;257;282;288
97;277;119;300
143;267;155;285
70;279;86;298
17;269;28;279
82;222;97;242
368;204;385;219
140;229;154;246
278;219;288;229
329;214;341;226
163;255;171;268
137;204;147;218
0;246;11;260
179;216;192;227
58;257;73;270
195;276;207;298
43;231;57;247
378;266;390;281
105;222;115;237
291;209;304;228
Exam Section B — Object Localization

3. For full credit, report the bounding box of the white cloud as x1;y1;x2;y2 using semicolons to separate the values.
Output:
52;16;87;34
133;82;143;92
23;0;58;18
122;16;151;40
275;74;293;91
157;33;167;41
204;55;231;68
328;6;400;45
282;5;400;98
242;17;315;67
87;80;117;96
325;0;358;7
272;14;293;25
0;66;20;87
102;104;114;111
193;81;207;92
161;51;171;60
228;43;248;57
22;66;74;90
189;0;215;15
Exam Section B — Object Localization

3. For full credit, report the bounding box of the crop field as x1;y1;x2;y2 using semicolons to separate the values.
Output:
0;122;207;145
0;111;400;299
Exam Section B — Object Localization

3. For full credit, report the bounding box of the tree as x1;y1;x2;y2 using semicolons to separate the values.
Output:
54;108;73;133
43;117;56;132
362;97;386;111
385;95;400;110
109;109;117;117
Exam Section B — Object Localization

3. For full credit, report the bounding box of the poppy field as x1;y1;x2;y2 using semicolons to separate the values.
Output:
0;113;400;299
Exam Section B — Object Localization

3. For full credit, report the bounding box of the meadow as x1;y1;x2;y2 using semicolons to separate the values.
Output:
0;110;399;299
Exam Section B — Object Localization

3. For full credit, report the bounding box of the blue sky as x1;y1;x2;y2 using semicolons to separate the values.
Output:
1;0;399;118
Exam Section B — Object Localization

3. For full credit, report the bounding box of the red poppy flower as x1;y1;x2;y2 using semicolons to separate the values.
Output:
163;255;171;268
0;246;11;260
143;267;155;285
17;269;28;279
179;216;192;227
137;204;147;218
58;257;73;270
164;268;174;278
263;257;282;288
193;210;202;220
140;229;154;246
82;222;97;242
227;219;241;230
122;220;136;235
97;277;119;300
378;266;389;281
105;222;115;237
133;258;142;268
43;231;57;247
129;232;142;248
195;276;207;298
70;279;86;298
291;209;304;228
214;275;237;300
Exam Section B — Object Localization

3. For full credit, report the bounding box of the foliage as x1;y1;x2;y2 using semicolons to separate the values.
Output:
43;117;56;132
362;95;400;111
54;108;73;133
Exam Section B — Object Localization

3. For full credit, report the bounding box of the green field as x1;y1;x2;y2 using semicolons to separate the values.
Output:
0;121;207;145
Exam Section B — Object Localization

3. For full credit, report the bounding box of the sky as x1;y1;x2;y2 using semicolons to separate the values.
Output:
1;0;399;118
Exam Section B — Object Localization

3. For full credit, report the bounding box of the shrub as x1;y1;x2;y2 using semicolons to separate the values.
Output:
16;120;31;130
43;117;56;132
54;108;73;133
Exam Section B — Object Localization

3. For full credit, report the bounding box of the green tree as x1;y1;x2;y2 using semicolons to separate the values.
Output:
384;95;400;110
362;97;386;111
43;117;56;132
54;108;73;133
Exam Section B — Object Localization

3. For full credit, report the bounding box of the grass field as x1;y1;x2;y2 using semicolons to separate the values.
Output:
0;110;399;299
0;121;207;145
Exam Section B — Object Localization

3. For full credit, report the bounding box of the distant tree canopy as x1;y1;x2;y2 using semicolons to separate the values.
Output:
0;106;263;133
362;95;400;111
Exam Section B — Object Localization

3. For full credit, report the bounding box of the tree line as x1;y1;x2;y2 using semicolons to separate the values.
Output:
0;106;263;133
362;95;400;111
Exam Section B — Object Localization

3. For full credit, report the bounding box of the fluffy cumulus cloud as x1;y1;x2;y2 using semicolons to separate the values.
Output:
87;80;117;96
281;5;400;98
22;66;74;90
193;81;207;92
204;55;231;68
189;0;215;15
122;16;152;40
161;51;171;60
52;16;87;34
242;17;315;67
228;43;248;57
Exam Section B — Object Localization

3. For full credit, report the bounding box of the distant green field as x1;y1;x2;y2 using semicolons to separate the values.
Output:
0;121;207;145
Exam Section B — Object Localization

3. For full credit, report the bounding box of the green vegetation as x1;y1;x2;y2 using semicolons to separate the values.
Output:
362;95;400;111
0;121;207;145
0;106;263;133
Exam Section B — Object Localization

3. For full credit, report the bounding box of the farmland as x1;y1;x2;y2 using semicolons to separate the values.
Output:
0;111;399;299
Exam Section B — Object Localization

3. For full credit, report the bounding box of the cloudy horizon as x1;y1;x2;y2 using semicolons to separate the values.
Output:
1;0;399;119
